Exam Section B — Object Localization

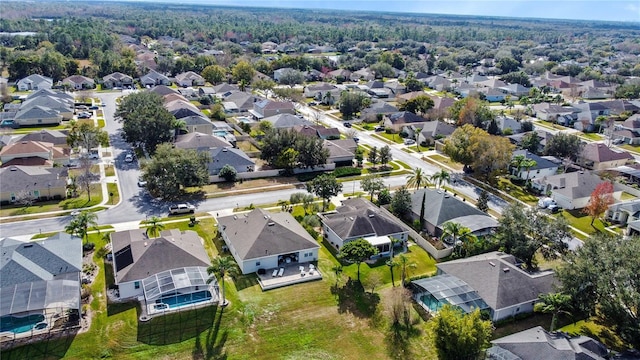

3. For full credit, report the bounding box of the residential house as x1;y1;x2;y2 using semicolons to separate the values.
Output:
396;91;428;105
209;147;255;177
292;125;340;140
180;115;213;135
424;76;451;92
217;208;320;275
324;139;357;166
601;100;640;116
350;68;375;81
384;111;426;132
16;74;53;91
20;95;74;120
175;71;205;87
165;99;206;119
573;102;610;131
223;92;257;113
327;69;352;81
150;85;179;97
61;75;95;90
533;103;579;124
177;87;198;99
416;121;457;145
409;188;499;239
412;252;556;321
360;101;398;122
273;68;296;83
499;83;531;97
0;140;68;166
579;142;633;171
496;116;522;134
0;234;82;331
262;113;312;128
384;81;406;96
511;150;559;181
174;132;231;152
250;100;296;119
487;326;609;360
198;87;216;97
320;198;408;255
140;70;171;87
0;166;67;203
532;171;623;209
102;72;134;89
16;129;68;146
613;114;640;145
110;229;216;309
303;83;340;100
605;198;640;226
507;130;553;153
13;106;63;127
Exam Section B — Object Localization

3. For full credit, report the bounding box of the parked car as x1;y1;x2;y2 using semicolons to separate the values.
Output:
0;120;19;129
353;137;360;142
548;204;561;213
78;112;92;119
374;126;385;132
403;138;416;145
538;197;556;209
343;122;352;128
89;106;99;110
169;203;196;215
137;178;147;187
124;153;134;163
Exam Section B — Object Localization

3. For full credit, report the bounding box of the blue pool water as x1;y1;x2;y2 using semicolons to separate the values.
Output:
213;131;228;137
157;290;212;309
0;314;45;334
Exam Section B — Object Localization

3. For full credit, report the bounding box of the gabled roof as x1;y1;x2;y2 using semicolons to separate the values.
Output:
181;115;212;126
437;252;556;311
420;121;456;138
263;113;312;128
213;83;240;93
306;82;338;91
140;70;170;83
175;71;204;83
542;172;608;200
322;198;406;240
255;99;295;112
513;150;560;170
488;326;609;360
210;147;254;170
149;85;178;96
103;72;133;81
361;101;398;115
62;75;94;85
0;233;82;288
175;132;231;150
217;208;319;261
580;143;633;163
17;130;68;145
387;111;425;124
0;165;67;192
410;188;498;232
15;105;61;120
111;229;210;283
18;74;52;85
0;140;54;157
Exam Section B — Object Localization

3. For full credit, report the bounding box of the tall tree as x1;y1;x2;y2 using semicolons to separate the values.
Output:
406;167;428;190
557;233;640;348
397;254;417;287
67;121;109;151
390;186;412;219
231;60;255;85
207;256;240;306
65;210;98;244
443;124;486;170
449;96;494;127
339;91;369;119
361;174;385;201
432;306;492;360
307;173;343;211
431;169;450;189
583;181;614;225
201;64;226;85
339;238;379;282
115;92;175;153
378;145;392;168
367;146;379;166
476;190;489;213
399;95;434;115
145;216;165;239
534;292;572;332
543;133;583;171
496;203;570;269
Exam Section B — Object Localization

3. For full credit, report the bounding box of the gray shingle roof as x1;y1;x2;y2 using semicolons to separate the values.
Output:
209;147;254;173
0;233;82;288
263;113;313;128
322;198;406;240
489;326;609;360
410;188;496;232
513;150;560;170
217;208;319;261
175;132;231;150
437;252;556;311
111;229;210;283
0;165;67;193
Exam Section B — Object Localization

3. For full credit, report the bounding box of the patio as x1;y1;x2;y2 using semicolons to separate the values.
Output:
257;262;322;291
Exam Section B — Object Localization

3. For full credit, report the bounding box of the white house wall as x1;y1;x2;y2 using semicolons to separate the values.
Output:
492;301;536;322
518;167;558;180
118;280;144;299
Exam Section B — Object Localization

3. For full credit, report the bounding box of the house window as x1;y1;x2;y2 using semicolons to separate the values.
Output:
10;193;15;202
134;281;140;289
38;119;42;123
33;190;39;198
255;261;260;266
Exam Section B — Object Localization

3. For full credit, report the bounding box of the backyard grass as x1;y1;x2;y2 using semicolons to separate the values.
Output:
559;318;627;352
10;123;68;134
495;177;539;205
236;140;259;152
560;209;607;235
4;219;438;359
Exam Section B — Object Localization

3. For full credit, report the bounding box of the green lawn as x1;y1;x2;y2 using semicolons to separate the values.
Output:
560;209;607;235
560;318;627;351
11;123;69;134
104;165;116;177
97;119;106;128
0;184;102;217
5;219;438;359
581;133;602;141
106;183;119;205
425;154;464;171
495;177;539;205
376;132;404;144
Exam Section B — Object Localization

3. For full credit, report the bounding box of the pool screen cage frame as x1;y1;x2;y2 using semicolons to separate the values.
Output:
410;273;490;314
141;266;218;306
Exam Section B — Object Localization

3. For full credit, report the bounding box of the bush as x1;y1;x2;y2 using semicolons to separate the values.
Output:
83;242;95;252
333;166;362;177
297;171;323;182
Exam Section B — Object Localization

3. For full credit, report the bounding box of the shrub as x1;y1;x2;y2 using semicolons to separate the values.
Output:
83;242;95;252
333;166;362;177
297;171;323;182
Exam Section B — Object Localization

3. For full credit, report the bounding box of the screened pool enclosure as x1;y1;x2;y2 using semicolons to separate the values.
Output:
411;273;489;314
141;267;218;315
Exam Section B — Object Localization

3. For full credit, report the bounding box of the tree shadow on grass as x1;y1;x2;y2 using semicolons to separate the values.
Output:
137;305;221;347
233;274;259;291
192;306;228;360
1;326;79;360
330;278;380;318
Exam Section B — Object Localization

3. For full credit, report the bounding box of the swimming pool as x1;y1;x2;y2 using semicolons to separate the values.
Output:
213;131;228;137
157;290;212;309
236;116;255;124
0;314;45;334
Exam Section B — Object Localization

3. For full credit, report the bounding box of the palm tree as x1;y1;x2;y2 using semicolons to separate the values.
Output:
65;210;98;244
534;292;572;331
173;118;187;138
206;256;240;306
397;254;417;287
145;216;164;238
322;91;334;106
406;167;429;190
431;169;451;190
440;221;475;247
510;154;526;177
386;258;398;287
521;158;537;185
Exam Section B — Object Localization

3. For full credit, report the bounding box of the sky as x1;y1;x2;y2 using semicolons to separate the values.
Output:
178;0;640;23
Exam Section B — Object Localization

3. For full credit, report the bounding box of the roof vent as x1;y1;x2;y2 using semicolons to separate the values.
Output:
233;215;237;220
368;214;375;218
349;216;354;221
264;215;269;219
503;267;510;272
222;148;228;152
144;242;148;247
489;261;496;267
10;166;17;171
23;244;33;248
267;222;275;226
